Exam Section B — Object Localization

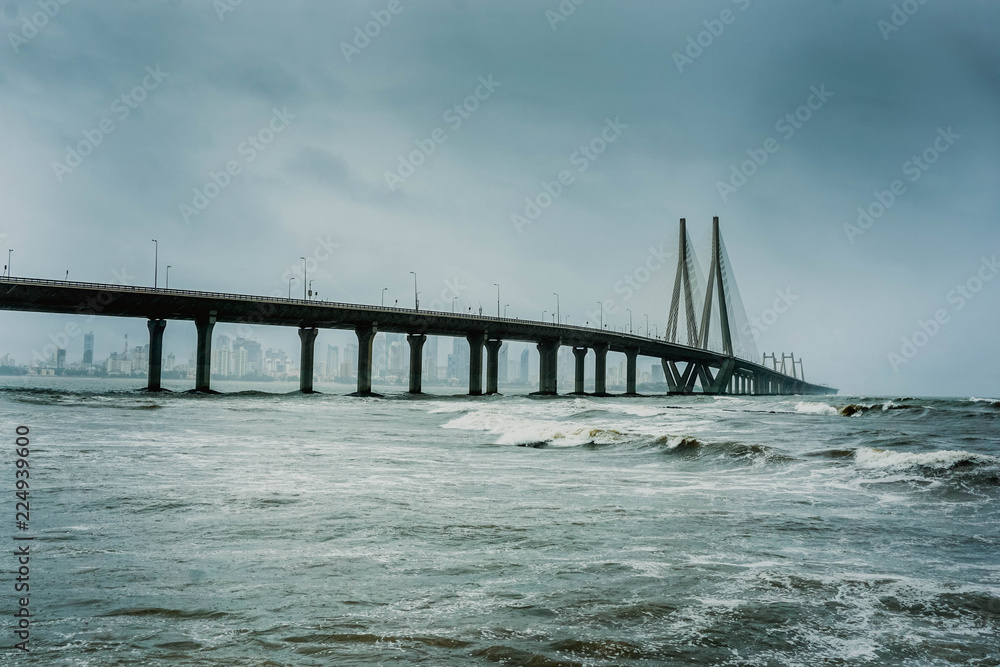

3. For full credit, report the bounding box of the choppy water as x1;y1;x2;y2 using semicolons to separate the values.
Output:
1;377;998;665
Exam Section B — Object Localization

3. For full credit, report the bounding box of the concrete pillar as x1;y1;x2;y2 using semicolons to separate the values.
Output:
467;333;485;396
407;334;426;394
625;347;639;395
195;312;216;392
572;347;588;394
146;319;166;392
485;339;502;395
298;327;319;393
593;342;609;396
536;339;560;395
355;324;377;395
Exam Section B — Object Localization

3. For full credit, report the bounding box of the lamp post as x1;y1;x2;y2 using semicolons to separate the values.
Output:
288;277;295;298
452;296;458;313
627;309;632;334
6;249;11;277
308;279;314;299
644;313;649;337
300;257;307;299
504;303;510;317
381;287;388;307
410;271;418;310
542;310;547;322
597;301;603;330
65;270;69;281
494;283;500;317
152;239;158;288
166;266;171;289
553;292;560;324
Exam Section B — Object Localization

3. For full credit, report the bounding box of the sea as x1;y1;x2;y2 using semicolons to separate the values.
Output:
1;377;998;665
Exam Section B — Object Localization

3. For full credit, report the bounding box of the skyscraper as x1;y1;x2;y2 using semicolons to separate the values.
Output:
326;345;339;380
520;348;530;385
423;336;438;382
56;348;66;369
498;343;509;384
82;332;94;367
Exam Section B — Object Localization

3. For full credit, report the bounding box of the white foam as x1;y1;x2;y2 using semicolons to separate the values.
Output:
794;402;839;416
854;447;999;470
969;397;1000;405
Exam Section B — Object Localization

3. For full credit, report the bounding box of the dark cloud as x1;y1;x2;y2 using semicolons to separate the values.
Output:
1;0;998;395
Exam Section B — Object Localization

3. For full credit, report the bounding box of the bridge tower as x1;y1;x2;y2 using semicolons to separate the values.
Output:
665;218;700;347
699;216;734;357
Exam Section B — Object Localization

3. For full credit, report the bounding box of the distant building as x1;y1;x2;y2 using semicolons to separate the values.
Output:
424;336;438;382
326;345;339;380
82;332;94;367
55;348;66;369
520;348;530;384
651;363;665;383
498;344;509;384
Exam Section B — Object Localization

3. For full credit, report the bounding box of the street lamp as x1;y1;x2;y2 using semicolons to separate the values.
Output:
627;309;632;334
300;257;307;299
65;270;69;281
166;265;172;289
381;287;388;307
597;301;603;330
308;279;314;299
494;283;500;317
288;277;295;298
410;271;418;310
151;239;158;288
6;249;11;277
553;292;560;324
644;313;649;337
542;310;547;322
504;303;510;317
452;296;458;313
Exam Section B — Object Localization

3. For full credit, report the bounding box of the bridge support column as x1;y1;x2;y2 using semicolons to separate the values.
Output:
572;347;588;395
593;343;609;396
354;324;377;396
146;319;167;392
407;334;426;394
485;339;502;395
624;347;639;396
298;327;319;393
468;333;485;396
195;312;216;392
535;339;560;395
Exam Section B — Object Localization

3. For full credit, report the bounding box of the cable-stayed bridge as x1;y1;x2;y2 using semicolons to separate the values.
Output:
0;218;835;396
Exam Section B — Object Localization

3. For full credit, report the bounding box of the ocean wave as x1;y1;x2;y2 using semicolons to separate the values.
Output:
657;436;795;463
969;397;1000;408
854;447;999;471
839;401;923;417
794;402;840;416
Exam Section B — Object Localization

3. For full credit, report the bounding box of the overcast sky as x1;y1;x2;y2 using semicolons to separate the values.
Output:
1;0;997;397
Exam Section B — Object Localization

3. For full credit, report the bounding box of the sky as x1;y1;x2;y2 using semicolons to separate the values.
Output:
0;0;997;397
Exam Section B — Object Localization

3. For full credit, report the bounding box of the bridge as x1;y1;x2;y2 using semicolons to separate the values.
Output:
0;217;836;397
